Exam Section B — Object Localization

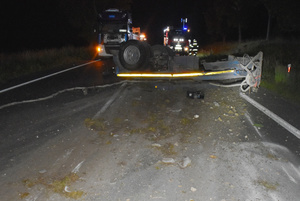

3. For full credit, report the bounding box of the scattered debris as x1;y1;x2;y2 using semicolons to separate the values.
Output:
160;143;177;156
152;143;162;147
210;155;217;159
257;179;278;191
187;91;204;99
213;102;220;107
178;156;191;168
19;192;29;199
39;169;47;174
72;160;85;173
162;158;176;164
191;187;197;192
84;118;106;131
49;173;84;199
180;118;192;125
170;109;182;112
193;114;199;119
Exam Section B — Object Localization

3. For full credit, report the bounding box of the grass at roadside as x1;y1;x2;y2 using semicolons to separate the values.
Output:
0;46;98;86
198;39;300;104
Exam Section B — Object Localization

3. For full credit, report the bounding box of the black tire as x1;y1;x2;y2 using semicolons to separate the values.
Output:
119;40;150;71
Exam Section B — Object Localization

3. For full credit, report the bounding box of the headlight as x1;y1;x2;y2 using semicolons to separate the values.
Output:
179;38;184;42
173;38;178;42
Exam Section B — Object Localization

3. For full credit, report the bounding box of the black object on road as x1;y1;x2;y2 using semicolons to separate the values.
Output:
187;91;204;99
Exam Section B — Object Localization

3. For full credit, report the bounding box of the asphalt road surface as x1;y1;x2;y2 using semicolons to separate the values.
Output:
0;60;299;201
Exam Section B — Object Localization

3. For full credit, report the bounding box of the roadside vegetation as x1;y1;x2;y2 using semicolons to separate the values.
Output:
0;46;97;86
198;39;300;104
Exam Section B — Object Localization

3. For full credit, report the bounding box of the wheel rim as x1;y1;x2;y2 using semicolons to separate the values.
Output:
123;45;140;65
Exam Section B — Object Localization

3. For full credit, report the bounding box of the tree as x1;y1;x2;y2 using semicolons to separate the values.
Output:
261;0;300;40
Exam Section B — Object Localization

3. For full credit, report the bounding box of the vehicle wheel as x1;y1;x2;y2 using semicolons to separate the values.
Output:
119;40;150;71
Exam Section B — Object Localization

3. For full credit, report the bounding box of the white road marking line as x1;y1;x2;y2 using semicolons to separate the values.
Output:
93;82;127;119
240;92;300;139
0;60;100;94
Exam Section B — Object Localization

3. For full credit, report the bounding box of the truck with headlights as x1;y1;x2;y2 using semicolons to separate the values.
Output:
97;8;151;71
163;26;190;56
97;8;136;57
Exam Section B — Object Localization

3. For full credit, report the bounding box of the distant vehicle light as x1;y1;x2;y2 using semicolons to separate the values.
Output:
163;27;170;32
97;46;102;52
119;29;127;32
140;34;146;40
179;38;184;42
174;38;178;42
175;44;182;50
184;46;189;52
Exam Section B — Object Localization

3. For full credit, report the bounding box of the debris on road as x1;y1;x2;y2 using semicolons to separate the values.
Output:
187;90;205;99
213;101;220;107
152;143;162;148
162;158;176;164
178;156;192;168
191;187;197;192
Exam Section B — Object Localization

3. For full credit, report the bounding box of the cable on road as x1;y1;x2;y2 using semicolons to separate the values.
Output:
209;82;242;88
0;79;151;110
0;81;127;110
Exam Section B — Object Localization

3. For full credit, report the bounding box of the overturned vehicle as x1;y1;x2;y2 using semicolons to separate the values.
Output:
96;9;263;93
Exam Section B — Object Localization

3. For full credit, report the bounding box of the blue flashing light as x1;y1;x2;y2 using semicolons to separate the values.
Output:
183;26;188;31
109;15;115;18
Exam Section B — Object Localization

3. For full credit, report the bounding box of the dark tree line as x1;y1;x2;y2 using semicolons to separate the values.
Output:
1;0;299;53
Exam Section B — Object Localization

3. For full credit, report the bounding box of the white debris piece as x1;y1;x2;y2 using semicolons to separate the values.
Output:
214;102;220;107
179;156;191;168
39;169;47;174
64;186;71;192
152;143;162;147
162;158;176;164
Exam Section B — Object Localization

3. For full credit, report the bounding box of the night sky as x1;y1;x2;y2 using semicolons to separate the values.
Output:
1;0;300;53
